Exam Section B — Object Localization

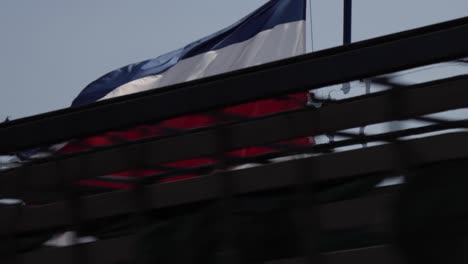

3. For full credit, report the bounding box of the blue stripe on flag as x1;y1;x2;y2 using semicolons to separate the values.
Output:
72;0;306;107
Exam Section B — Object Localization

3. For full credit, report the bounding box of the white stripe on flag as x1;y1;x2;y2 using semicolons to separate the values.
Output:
100;21;305;100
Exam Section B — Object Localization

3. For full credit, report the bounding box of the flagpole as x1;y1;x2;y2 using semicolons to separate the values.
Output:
343;0;368;147
341;0;352;97
332;0;353;146
343;0;352;45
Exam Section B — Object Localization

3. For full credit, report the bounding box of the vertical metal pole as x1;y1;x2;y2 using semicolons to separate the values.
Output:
334;0;353;148
343;0;352;45
341;0;352;97
340;0;352;139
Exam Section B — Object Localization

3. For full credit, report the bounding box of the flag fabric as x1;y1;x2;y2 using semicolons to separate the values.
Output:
59;0;311;190
71;0;307;106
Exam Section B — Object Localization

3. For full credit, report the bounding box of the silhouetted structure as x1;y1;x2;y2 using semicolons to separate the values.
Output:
1;16;468;263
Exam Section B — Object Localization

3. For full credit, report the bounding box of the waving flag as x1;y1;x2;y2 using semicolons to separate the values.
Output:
58;0;311;190
72;0;307;106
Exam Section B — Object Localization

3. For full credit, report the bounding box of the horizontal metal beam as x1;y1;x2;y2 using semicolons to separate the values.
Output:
18;240;403;264
325;245;404;264
15;193;400;263
18;235;137;264
1;17;468;152
13;187;395;236
7;132;467;234
2;75;468;195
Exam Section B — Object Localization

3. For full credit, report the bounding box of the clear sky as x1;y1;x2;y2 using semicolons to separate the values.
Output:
0;0;467;120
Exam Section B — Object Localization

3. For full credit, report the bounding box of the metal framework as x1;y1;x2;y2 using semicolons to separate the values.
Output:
1;16;468;264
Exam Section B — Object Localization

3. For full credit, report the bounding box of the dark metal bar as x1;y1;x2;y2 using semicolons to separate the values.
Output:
2;17;468;153
2;75;468;196
17;238;403;264
18;235;137;264
343;0;352;45
16;190;398;264
9;132;467;234
324;245;404;264
0;163;27;264
128;148;153;264
0;203;23;264
99;118;468;186
292;160;323;263
268;245;404;264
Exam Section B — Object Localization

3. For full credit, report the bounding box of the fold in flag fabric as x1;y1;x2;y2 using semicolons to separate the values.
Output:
59;0;312;190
